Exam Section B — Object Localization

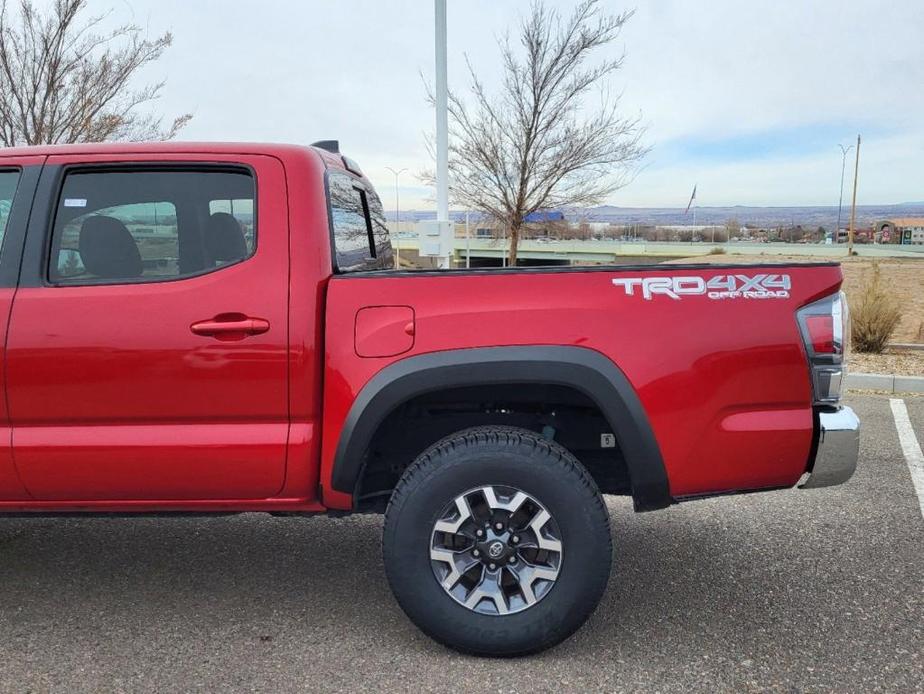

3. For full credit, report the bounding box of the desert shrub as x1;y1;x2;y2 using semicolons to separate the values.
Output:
707;247;726;255
850;263;902;353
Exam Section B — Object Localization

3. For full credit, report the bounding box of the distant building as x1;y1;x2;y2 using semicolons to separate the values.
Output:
523;210;565;223
876;217;924;245
836;227;874;243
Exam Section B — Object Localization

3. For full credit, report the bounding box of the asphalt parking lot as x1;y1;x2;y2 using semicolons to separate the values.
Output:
1;393;922;693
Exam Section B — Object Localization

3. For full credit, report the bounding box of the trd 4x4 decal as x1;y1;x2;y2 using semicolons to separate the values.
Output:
611;274;791;301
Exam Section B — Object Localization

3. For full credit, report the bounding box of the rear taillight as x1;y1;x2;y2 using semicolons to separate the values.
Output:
804;315;835;354
797;291;849;405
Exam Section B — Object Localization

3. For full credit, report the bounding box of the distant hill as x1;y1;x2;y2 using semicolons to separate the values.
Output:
390;203;924;229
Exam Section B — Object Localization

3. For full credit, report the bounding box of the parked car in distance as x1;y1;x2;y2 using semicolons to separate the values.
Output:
0;141;859;656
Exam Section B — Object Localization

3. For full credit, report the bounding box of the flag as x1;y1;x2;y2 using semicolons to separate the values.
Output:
684;184;697;214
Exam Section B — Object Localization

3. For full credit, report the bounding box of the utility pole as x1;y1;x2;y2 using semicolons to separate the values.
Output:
434;0;450;269
386;167;407;269
836;143;853;243
847;134;861;255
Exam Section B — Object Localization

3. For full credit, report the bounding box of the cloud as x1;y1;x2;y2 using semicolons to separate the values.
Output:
88;0;923;208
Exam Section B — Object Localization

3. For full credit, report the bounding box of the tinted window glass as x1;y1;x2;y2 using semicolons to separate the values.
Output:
328;171;393;272
0;170;20;251
56;201;179;279
50;169;255;284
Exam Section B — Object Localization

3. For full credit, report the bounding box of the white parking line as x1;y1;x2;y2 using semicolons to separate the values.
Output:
890;398;924;520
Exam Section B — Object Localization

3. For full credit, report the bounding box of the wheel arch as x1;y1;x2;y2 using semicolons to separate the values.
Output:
330;345;671;512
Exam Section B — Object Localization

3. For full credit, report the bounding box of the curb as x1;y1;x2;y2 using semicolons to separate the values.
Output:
887;343;924;352
846;372;924;394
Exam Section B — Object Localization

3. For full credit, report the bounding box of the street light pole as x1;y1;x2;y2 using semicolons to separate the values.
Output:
836;143;853;243
386;167;407;269
847;134;861;256
434;0;450;269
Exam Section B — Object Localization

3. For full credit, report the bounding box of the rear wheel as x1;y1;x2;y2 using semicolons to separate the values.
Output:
383;426;612;656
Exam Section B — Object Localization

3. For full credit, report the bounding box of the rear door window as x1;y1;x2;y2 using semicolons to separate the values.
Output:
48;169;256;284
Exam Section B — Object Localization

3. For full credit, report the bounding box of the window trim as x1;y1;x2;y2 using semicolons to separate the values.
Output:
356;185;376;258
42;162;258;288
0;163;43;290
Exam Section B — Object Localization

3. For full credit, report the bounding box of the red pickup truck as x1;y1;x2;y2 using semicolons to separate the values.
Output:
0;141;858;655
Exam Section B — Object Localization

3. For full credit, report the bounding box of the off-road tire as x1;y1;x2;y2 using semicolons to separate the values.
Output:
383;426;612;656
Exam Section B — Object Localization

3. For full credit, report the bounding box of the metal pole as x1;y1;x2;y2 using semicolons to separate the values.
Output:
434;0;450;269
386;167;406;269
836;143;853;243
465;209;471;268
847;134;861;255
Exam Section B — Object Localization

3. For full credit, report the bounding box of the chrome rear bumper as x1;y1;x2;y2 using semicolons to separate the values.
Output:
800;406;860;489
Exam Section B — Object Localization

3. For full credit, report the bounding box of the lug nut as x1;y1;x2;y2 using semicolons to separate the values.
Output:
489;563;496;570
511;535;519;544
473;549;480;557
495;522;503;531
476;529;484;537
508;556;516;564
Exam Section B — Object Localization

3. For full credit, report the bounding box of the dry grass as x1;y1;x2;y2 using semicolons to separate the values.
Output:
841;259;924;345
849;263;902;353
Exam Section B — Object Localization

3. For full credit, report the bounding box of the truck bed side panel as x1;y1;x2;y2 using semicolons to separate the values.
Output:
321;264;842;508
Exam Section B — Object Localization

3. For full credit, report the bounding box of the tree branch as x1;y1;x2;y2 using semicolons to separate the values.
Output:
0;0;190;146
424;0;646;265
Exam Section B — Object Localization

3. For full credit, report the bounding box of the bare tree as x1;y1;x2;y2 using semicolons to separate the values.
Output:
0;0;191;146
428;0;646;265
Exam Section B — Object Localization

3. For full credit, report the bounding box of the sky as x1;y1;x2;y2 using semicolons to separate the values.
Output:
88;0;924;210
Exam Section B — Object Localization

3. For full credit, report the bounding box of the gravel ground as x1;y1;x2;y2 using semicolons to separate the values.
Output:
0;394;922;693
850;349;924;377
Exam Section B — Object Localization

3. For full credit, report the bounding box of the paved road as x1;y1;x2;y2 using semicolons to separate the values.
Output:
1;394;922;693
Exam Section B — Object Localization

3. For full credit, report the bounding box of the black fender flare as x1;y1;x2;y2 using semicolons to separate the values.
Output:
331;346;671;512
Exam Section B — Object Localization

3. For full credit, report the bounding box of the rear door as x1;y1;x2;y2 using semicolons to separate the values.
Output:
6;153;290;501
0;156;42;501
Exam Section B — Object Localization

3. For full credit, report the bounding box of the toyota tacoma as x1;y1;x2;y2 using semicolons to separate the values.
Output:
0;141;859;656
